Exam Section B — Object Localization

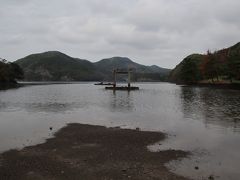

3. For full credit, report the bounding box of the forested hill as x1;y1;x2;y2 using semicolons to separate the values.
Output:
15;51;171;81
0;59;23;84
169;42;240;84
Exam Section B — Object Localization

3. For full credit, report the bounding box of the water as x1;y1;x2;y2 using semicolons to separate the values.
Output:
0;83;240;179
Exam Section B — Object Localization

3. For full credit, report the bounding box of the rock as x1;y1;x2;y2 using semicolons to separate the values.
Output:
27;171;35;175
208;175;214;180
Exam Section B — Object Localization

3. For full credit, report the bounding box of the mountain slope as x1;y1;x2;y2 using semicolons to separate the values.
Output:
169;42;240;84
169;54;204;83
94;57;171;81
15;52;170;81
95;57;170;73
16;51;102;81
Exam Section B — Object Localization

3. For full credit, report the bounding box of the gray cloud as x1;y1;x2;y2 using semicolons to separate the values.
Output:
0;0;239;68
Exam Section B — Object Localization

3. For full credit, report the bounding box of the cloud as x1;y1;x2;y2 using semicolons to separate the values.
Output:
0;0;239;68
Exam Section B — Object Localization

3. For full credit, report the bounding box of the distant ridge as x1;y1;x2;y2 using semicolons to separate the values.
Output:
15;52;171;81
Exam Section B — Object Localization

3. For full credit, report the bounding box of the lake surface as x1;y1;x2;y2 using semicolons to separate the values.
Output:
0;83;240;179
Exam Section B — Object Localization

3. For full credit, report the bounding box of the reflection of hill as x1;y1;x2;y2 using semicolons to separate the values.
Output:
0;101;87;113
180;86;240;131
23;102;85;113
0;84;92;113
109;91;135;112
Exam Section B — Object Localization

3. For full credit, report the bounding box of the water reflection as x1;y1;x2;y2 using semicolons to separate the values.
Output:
180;86;240;132
180;87;202;119
1;83;240;179
23;102;86;113
0;99;6;110
109;91;135;112
0;84;92;113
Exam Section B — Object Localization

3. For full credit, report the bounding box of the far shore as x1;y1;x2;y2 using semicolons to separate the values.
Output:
2;80;239;91
0;123;189;180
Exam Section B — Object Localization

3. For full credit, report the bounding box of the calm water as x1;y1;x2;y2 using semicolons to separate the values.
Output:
0;83;240;179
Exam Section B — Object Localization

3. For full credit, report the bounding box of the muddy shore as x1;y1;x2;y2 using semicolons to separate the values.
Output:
0;123;189;180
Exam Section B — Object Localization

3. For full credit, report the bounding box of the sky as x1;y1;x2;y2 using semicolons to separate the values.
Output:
0;0;240;68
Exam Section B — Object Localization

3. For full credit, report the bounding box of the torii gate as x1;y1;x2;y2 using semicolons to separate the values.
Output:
105;68;139;91
113;68;132;88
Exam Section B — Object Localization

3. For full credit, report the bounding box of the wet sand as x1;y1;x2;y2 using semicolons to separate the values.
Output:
0;123;189;180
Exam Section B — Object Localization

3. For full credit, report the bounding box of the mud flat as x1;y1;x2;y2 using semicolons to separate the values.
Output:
0;123;189;180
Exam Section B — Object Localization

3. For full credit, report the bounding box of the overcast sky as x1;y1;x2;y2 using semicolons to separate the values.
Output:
0;0;240;68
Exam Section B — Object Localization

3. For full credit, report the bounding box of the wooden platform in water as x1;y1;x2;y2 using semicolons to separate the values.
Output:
105;86;139;91
94;82;114;85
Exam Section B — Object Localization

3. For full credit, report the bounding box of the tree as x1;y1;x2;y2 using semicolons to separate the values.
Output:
200;51;221;82
228;51;240;81
0;59;24;83
180;58;201;84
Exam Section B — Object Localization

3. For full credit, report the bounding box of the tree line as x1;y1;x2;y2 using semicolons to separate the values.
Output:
179;46;240;84
0;58;24;83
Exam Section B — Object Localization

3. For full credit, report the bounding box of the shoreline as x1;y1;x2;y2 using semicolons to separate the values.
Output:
18;81;240;90
196;82;240;90
176;82;240;90
0;123;189;180
0;82;21;90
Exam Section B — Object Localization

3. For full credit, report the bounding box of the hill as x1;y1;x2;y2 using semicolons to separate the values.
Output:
15;51;100;81
169;42;240;84
15;52;171;81
95;57;170;81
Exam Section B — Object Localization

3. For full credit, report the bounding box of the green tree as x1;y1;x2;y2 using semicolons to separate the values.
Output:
202;51;222;82
0;59;24;83
8;63;24;81
228;52;240;81
180;59;201;84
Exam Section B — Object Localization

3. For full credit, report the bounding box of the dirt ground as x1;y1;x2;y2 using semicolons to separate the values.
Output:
0;123;190;180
